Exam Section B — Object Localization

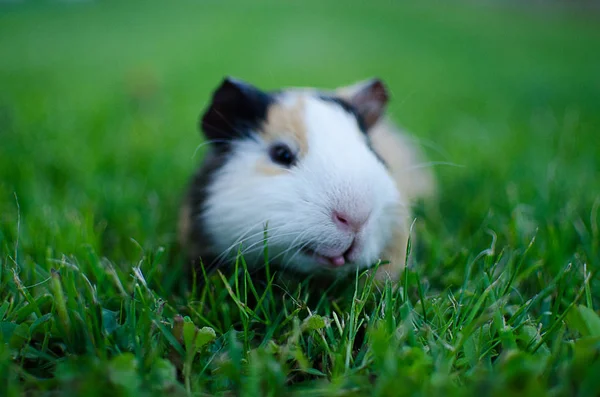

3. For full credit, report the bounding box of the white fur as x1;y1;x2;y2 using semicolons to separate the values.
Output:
201;94;402;275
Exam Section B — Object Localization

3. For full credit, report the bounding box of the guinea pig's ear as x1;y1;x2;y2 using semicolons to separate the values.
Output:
200;77;273;143
336;78;389;131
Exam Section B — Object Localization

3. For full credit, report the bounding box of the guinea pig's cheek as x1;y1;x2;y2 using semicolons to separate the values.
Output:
356;230;384;267
345;235;371;266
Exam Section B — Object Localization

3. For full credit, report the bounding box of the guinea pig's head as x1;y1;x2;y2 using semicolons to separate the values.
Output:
198;77;403;276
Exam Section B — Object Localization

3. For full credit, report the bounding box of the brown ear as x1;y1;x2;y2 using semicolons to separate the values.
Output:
336;78;389;130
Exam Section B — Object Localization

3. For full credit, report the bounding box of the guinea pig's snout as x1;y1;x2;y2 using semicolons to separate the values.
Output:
332;210;368;233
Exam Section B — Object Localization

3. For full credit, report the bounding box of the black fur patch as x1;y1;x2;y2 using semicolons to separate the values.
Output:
185;149;231;271
366;138;388;168
200;77;274;152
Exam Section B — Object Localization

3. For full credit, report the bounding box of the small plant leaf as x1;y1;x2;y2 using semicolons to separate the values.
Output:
9;323;29;350
302;368;327;377
182;318;197;353
195;326;216;350
151;357;178;384
303;315;327;331
567;305;600;337
101;309;119;335
0;322;17;343
578;305;600;337
29;313;52;335
109;353;140;393
0;302;9;321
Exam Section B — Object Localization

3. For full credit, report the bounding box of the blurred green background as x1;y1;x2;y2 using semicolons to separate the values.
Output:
1;0;599;278
1;1;600;394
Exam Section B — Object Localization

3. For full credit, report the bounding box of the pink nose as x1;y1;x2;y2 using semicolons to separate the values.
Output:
333;210;367;232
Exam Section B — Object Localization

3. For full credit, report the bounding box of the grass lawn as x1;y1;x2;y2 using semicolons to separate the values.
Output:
1;1;600;395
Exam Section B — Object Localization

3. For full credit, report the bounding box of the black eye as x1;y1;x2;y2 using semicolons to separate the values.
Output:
269;143;296;167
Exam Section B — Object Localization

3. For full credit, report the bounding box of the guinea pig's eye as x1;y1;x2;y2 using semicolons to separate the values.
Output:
268;143;296;167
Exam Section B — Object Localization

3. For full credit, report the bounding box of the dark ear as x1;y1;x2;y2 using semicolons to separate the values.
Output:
336;78;389;130
200;77;273;143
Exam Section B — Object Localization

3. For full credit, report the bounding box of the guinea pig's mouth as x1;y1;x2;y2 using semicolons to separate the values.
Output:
301;243;356;268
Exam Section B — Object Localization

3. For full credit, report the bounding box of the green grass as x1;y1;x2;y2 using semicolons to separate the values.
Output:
1;1;600;395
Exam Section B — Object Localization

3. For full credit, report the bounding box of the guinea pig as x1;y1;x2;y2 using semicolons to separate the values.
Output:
178;77;435;282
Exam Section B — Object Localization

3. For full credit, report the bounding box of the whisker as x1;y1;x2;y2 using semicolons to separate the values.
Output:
269;234;307;263
212;223;287;264
401;134;452;160
234;230;306;260
404;161;465;171
191;139;232;159
269;225;320;263
210;221;280;264
284;240;314;268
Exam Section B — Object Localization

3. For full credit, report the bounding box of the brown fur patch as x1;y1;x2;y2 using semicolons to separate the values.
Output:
262;95;308;154
255;159;287;176
375;215;409;282
253;95;309;176
367;120;436;283
369;119;436;203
